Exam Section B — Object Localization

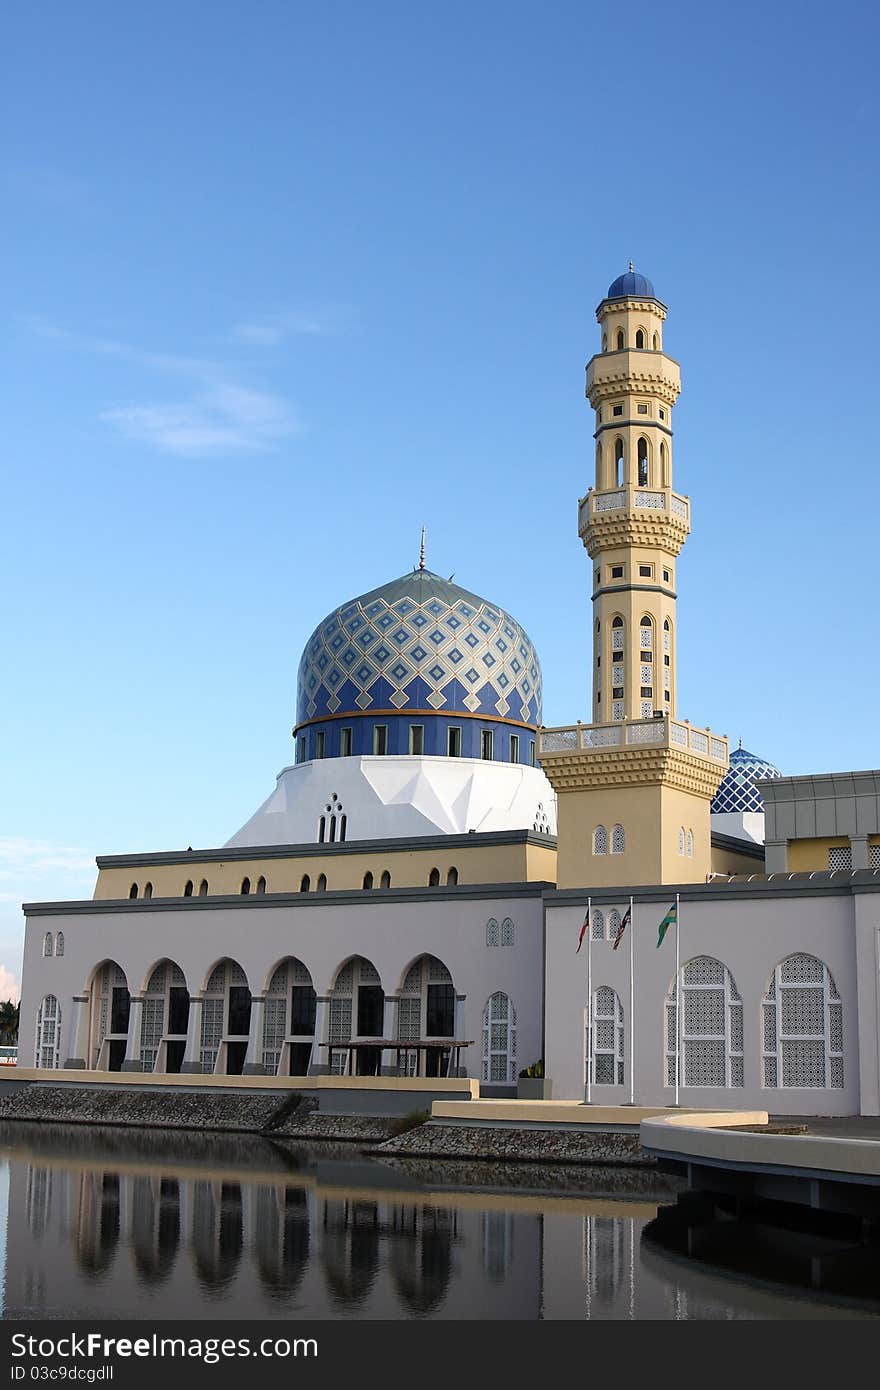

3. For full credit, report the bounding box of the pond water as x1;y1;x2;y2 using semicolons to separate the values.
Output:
1;1122;877;1321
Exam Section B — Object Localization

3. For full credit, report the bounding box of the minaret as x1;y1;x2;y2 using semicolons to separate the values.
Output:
539;268;729;889
581;265;686;722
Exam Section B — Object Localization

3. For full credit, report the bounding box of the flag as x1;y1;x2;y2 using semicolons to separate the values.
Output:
612;904;631;951
576;910;590;953
656;902;677;947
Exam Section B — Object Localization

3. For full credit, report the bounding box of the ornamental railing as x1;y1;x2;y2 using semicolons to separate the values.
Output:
538;716;727;764
579;487;690;529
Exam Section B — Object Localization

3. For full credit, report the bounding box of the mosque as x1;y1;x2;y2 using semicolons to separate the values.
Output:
19;269;880;1116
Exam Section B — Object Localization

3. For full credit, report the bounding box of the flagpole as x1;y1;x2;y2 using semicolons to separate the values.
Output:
629;894;635;1106
674;891;681;1107
586;897;592;1105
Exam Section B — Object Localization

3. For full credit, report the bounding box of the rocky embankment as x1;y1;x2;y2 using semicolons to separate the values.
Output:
372;1122;650;1165
0;1086;395;1141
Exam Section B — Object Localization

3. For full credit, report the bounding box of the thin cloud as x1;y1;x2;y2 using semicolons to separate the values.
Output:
231;306;354;346
101;384;301;456
0;967;20;1004
26;317;305;458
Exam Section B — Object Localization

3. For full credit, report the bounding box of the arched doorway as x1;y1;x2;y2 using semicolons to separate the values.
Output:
263;958;317;1076
87;961;131;1070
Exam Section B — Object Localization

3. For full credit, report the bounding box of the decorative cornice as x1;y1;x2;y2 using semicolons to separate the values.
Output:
293;707;538;735
539;745;726;800
94;827;558;870
595;298;668;320
579;513;689;557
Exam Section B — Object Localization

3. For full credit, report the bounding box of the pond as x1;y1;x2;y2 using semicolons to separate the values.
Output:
1;1123;877;1320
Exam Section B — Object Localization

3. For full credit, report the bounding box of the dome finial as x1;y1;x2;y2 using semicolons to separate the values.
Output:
419;525;426;571
628;259;634;273
738;738;743;750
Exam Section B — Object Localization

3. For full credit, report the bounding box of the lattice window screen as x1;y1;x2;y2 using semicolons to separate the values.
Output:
870;844;880;869
268;964;288;994
397;997;421;1041
199;998;223;1072
589;987;624;1086
591;909;605;941
500;918;514;946
36;995;60;1069
262;997;286;1073
666;957;743;1088
762;954;843;1089
486;919;500;947
828;846;852;871
482;993;516;1083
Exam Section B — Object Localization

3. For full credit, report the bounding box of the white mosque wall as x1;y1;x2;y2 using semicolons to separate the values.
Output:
20;890;545;1085
225;755;557;847
544;884;877;1116
709;811;765;846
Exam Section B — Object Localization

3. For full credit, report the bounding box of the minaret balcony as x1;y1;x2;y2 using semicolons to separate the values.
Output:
539;715;727;765
581;486;689;533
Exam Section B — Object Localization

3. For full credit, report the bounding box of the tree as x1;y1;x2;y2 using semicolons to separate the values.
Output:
0;1001;19;1044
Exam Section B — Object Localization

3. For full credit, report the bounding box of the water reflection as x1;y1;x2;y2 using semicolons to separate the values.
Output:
1;1122;877;1321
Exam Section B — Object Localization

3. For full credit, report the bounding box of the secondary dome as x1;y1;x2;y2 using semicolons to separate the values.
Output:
712;746;782;814
606;269;656;300
294;569;542;764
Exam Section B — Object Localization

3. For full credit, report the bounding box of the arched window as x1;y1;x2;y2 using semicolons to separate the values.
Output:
428;867;440;887
300;874;310;893
43;931;53;957
55;932;64;957
640;616;653;648
481;993;516;1083
199;879;208;896
380;870;391;889
318;816;326;844
614;437;624;488
486;918;500;947
635;328;645;349
184;880;194;897
446;867;458;887
143;882;153;900
660;440;669;487
240;877;251;895
686;830;693;858
362;871;374;891
329;816;336;843
591;908;605;941
588;986;624;1085
593;826;607;856
678;827;685;856
316;874;327;893
256;876;267;895
762;954;843;1088
602;332;607;351
616;329;625;350
35;995;60;1069
652;332;659;349
637;437;649;487
500;917;514;946
608;909;621;943
339;815;347;842
611;824;625;854
665;957;744;1088
129;883;138;899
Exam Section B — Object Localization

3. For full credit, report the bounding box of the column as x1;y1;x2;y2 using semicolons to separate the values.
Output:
243;996;267;1075
454;994;467;1077
121;997;145;1071
381;995;399;1076
181;995;204;1073
309;996;330;1075
63;994;90;1069
764;840;788;873
850;835;869;871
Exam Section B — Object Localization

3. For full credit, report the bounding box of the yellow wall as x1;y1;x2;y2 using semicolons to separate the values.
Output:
710;843;765;875
786;836;851;872
94;837;557;900
554;781;712;890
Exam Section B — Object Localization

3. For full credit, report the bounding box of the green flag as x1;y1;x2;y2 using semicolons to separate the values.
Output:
656;902;677;947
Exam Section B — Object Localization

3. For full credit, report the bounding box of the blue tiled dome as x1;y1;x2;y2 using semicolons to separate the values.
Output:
606;269;656;300
294;569;542;763
711;746;781;814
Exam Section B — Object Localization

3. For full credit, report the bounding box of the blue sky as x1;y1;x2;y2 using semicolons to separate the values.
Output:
2;0;878;992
